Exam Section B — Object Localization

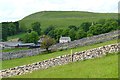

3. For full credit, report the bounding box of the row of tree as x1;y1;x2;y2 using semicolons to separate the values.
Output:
2;19;119;42
2;22;21;41
21;22;41;44
21;22;55;51
44;19;119;42
2;19;119;52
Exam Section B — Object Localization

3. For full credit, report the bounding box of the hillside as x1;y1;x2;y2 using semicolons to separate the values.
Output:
14;53;118;78
19;11;118;30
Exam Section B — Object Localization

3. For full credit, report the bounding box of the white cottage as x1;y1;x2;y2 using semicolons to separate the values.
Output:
59;37;71;43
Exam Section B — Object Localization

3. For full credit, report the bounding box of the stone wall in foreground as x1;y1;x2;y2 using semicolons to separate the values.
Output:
1;30;120;60
1;43;120;78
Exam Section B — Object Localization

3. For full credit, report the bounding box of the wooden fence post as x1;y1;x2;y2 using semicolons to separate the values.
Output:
71;49;73;62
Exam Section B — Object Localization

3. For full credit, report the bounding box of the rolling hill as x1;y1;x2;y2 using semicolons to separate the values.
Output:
19;11;118;30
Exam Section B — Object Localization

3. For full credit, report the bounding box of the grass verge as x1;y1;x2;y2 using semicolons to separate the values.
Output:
13;53;118;78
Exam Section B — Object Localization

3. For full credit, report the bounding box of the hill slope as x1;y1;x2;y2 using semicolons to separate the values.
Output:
19;11;118;30
14;53;118;78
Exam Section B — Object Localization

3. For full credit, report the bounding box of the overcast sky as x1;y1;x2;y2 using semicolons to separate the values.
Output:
0;0;119;22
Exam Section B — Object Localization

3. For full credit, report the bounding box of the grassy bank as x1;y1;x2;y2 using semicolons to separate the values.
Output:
13;53;118;78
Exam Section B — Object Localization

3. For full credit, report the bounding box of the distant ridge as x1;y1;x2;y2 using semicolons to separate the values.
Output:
19;11;117;30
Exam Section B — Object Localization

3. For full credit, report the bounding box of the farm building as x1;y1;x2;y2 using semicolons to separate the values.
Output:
17;43;35;47
59;37;71;43
0;41;35;49
0;42;22;49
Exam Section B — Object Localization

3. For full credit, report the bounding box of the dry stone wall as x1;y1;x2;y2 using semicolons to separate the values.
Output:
1;30;120;60
1;43;120;78
1;48;46;60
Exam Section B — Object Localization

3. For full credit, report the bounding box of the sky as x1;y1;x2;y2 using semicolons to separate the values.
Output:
0;0;119;22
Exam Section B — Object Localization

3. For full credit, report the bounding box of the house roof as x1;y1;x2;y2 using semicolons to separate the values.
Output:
60;37;71;41
0;42;35;47
0;42;22;47
18;43;35;46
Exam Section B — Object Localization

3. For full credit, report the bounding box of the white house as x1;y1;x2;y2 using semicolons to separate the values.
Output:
59;37;71;43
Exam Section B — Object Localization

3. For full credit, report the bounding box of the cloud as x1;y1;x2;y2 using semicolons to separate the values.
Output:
0;0;119;22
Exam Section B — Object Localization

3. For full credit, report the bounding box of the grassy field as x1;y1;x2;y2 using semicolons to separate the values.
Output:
13;53;118;78
2;39;118;70
7;33;26;40
19;11;118;30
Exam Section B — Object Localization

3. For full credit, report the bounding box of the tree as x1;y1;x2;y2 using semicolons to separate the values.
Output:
32;22;41;35
13;21;19;33
54;29;63;42
117;19;120;29
102;19;118;33
80;22;91;32
75;29;87;39
68;25;78;31
22;31;39;44
69;29;76;41
88;24;103;35
27;29;32;33
47;29;55;38
41;36;55;52
2;21;21;41
29;31;39;44
62;28;70;36
87;32;93;37
8;23;16;36
44;26;55;35
108;19;118;30
2;23;8;41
